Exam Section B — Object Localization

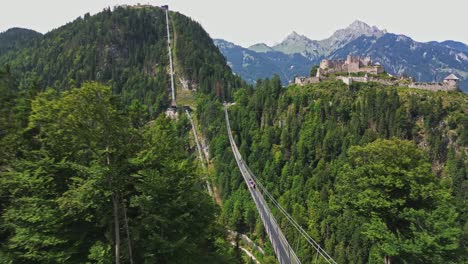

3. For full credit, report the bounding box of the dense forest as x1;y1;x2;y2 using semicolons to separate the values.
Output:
0;68;240;262
0;6;243;264
0;28;42;57
1;4;467;264
0;6;241;115
197;78;467;263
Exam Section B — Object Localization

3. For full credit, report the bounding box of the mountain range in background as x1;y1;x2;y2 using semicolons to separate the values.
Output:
1;19;466;92
215;20;468;92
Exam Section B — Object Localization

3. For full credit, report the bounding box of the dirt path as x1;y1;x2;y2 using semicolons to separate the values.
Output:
230;242;261;264
212;184;222;205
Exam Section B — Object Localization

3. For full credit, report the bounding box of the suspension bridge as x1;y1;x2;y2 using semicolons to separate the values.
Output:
224;103;337;264
163;5;336;263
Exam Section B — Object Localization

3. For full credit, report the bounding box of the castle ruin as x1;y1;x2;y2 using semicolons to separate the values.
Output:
294;53;460;92
294;76;321;85
409;74;459;91
319;54;384;75
294;54;384;86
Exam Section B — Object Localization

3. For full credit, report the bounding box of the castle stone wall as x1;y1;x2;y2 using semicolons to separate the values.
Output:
360;66;384;74
409;82;457;91
295;76;321;85
320;55;382;75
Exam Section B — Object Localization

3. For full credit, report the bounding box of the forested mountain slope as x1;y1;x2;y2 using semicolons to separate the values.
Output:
197;78;467;263
0;28;42;57
0;6;243;263
0;6;241;114
1;5;467;264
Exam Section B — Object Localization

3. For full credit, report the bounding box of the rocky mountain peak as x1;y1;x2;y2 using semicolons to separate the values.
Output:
317;20;387;53
213;38;237;49
348;20;387;36
248;42;273;53
288;31;300;37
283;31;309;42
348;20;372;31
272;31;323;59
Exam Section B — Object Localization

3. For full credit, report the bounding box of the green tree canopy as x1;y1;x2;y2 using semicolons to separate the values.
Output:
310;65;319;77
0;82;230;263
336;139;462;264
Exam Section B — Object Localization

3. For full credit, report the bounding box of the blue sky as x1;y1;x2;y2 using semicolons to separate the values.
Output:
1;0;467;47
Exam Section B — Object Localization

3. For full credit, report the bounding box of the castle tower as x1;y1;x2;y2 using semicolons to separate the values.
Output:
316;68;322;78
346;54;353;65
443;74;460;87
362;56;372;66
346;54;360;73
320;59;332;69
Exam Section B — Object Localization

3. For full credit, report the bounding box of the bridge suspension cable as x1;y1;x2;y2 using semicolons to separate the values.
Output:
225;104;301;264
185;109;213;196
245;165;337;264
164;7;176;106
224;103;337;264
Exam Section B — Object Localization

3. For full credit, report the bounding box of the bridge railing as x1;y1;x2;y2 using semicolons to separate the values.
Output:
225;104;301;264
224;103;338;264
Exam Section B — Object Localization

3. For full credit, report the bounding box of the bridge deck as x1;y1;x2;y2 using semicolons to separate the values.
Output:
224;104;301;264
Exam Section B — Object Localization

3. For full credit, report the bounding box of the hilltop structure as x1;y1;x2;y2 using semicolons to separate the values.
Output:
319;54;384;75
443;74;460;86
294;53;460;91
119;3;153;9
295;71;459;92
294;54;384;85
409;74;459;91
294;75;321;85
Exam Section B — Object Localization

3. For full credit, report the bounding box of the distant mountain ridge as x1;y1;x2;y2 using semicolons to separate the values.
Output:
318;20;387;54
429;40;468;53
251;20;387;59
271;31;325;60
214;39;313;84
215;20;468;91
248;43;274;53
